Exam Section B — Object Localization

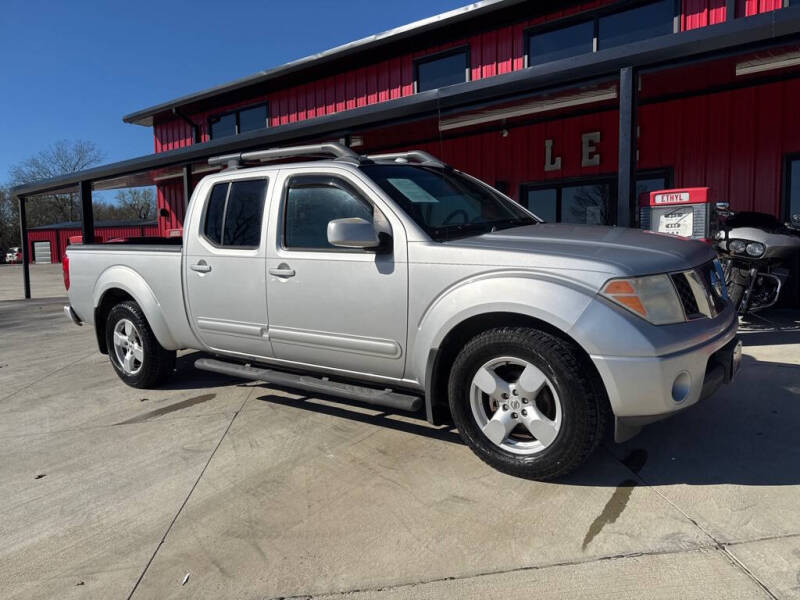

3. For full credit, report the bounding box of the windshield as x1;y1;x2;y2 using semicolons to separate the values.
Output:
360;164;536;241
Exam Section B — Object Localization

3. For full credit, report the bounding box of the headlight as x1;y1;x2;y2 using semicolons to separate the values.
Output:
746;242;765;257
600;274;685;325
729;239;746;254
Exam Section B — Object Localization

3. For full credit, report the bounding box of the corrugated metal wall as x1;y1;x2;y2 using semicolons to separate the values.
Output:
639;77;800;214
152;0;620;152
387;77;800;217
150;76;800;227
738;0;784;18
150;0;791;228
27;224;160;263
153;0;784;151
156;180;186;236
682;0;783;29
682;0;727;29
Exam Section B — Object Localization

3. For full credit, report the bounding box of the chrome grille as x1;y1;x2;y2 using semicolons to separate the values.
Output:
670;261;725;320
670;273;701;318
697;260;727;313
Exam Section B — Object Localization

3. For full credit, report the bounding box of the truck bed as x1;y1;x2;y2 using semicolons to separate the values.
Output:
66;243;196;350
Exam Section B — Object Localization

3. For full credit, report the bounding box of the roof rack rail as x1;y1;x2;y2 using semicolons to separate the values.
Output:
209;142;360;169
367;151;447;168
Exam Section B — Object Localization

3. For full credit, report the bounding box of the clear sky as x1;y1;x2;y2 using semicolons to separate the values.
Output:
0;0;469;182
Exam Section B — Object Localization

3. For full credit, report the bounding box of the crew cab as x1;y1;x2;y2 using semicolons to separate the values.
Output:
64;144;741;479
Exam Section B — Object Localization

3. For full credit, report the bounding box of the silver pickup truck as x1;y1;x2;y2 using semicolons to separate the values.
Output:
64;143;741;479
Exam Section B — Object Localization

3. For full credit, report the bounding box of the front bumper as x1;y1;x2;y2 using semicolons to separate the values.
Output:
590;315;740;442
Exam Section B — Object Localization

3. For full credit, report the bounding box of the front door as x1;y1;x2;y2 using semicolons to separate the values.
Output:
184;176;272;359
266;169;408;379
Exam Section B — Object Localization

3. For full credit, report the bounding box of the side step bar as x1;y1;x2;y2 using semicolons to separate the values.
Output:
195;358;423;413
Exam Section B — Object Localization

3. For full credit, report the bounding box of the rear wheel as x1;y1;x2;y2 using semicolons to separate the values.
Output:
105;301;176;388
448;327;606;480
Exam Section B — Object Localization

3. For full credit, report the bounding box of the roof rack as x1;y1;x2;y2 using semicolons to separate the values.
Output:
208;142;360;169
367;151;447;168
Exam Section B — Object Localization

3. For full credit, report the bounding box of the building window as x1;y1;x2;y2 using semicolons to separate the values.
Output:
209;103;268;140
283;175;373;250
528;20;594;67
415;48;469;93
785;156;800;221
522;171;671;225
525;1;676;67
598;0;675;49
524;179;614;225
210;113;236;139
202;179;268;247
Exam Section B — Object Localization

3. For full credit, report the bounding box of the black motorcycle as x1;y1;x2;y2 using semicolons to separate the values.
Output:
714;206;800;314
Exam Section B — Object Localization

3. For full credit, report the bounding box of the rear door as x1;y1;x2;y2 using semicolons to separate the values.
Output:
184;176;273;359
265;167;408;379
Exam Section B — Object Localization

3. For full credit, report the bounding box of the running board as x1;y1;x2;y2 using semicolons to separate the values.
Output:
195;358;423;412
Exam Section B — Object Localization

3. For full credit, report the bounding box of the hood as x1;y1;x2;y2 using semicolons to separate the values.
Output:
446;223;716;277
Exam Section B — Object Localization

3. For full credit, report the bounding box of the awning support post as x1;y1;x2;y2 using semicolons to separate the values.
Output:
182;165;192;209
79;180;94;244
617;66;638;228
18;195;31;299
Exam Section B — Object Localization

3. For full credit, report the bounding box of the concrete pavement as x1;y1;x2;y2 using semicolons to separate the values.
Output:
0;268;798;598
0;263;66;301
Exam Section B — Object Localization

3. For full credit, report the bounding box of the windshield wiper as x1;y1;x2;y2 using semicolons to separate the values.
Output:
432;218;535;241
486;217;536;232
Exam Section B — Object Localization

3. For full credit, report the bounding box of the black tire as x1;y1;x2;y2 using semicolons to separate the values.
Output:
105;301;176;388
448;327;606;480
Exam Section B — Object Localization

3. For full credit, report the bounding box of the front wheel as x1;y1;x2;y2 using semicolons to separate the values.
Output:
448;327;606;480
725;265;750;314
105;301;176;388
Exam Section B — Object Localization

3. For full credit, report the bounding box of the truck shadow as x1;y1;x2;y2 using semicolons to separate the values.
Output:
154;352;241;391
255;390;463;445
563;353;800;487
255;354;800;488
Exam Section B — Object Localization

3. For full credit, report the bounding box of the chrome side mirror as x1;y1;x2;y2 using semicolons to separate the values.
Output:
791;213;800;228
715;202;732;216
327;217;380;249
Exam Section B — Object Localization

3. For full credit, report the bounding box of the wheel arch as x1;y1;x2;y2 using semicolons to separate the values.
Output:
92;266;179;354
423;311;609;427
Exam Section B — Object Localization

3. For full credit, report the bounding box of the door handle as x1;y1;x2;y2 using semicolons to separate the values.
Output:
191;261;212;273
269;263;295;278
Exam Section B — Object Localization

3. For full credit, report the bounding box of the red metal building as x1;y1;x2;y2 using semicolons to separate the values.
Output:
13;0;800;302
27;221;158;264
119;0;800;237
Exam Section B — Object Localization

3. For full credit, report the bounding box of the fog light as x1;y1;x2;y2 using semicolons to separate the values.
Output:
672;372;691;403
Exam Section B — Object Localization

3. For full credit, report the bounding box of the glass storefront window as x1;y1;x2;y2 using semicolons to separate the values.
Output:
527;188;558;222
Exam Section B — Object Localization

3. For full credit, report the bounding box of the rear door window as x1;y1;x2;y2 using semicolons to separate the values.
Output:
202;179;268;248
223;180;269;246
